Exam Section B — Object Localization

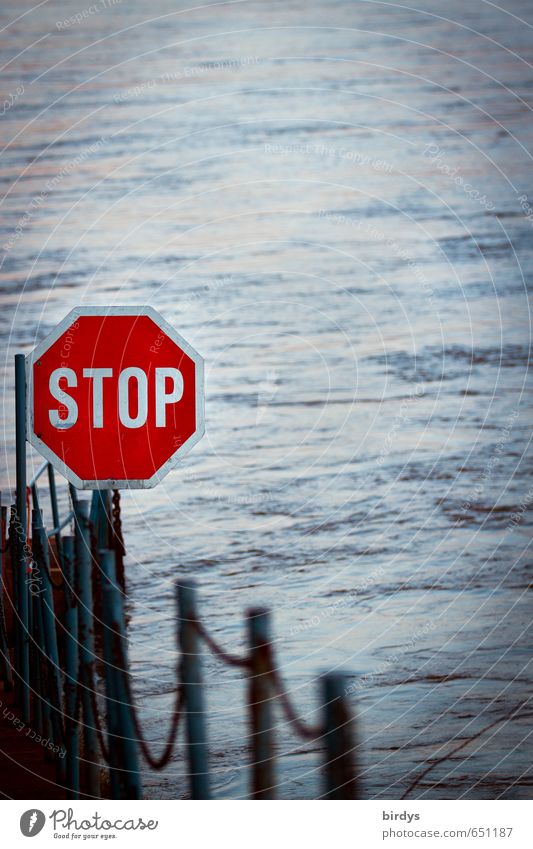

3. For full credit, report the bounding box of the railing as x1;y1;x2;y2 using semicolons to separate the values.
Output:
0;353;358;799
1;493;359;800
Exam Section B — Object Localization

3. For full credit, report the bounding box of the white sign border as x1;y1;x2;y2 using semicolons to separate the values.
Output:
26;305;205;490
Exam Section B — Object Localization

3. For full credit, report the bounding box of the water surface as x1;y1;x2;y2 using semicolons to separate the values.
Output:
1;0;532;799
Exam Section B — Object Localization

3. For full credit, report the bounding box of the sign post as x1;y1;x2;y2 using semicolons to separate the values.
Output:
26;306;205;489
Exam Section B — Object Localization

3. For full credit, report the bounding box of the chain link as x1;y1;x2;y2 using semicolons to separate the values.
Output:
193;619;323;740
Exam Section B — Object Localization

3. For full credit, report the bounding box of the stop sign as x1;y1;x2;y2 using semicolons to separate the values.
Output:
27;306;205;489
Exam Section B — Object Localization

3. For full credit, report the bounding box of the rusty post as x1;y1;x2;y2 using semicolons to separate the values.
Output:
322;673;358;799
247;607;276;799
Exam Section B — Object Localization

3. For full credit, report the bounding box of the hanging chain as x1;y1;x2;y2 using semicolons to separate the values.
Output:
111;490;125;555
111;489;126;591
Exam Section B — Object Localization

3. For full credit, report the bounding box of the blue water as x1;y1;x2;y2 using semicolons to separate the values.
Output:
0;0;532;799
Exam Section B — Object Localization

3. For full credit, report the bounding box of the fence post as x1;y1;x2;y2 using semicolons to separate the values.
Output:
74;498;100;797
177;580;210;799
30;585;43;735
31;569;53;747
62;535;80;798
9;504;20;683
100;548;142;800
15;353;30;723
100;549;122;799
247;607;276;799
47;463;62;565
32;508;65;780
322;673;358;799
90;491;111;551
0;501;13;689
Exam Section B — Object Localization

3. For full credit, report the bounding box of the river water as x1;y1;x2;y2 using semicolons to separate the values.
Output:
0;0;532;799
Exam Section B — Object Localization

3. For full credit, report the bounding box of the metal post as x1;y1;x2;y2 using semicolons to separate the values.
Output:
62;536;80;798
47;463;62;565
322;673;358;799
27;503;40;729
100;548;142;799
247;607;276;799
100;550;122;800
0;501;13;689
15;353;30;722
33;580;53;749
32;509;65;780
177;580;210;799
74;498;100;797
30;586;43;734
9;504;19;682
68;483;79;508
90;491;110;551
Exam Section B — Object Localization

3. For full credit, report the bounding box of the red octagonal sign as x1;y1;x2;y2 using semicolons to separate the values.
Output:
27;306;205;489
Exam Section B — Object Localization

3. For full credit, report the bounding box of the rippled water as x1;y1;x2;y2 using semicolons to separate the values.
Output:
1;0;532;799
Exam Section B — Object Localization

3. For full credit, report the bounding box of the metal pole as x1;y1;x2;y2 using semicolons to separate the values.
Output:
322;673;358;800
30;586;43;734
47;463;62;565
62;536;80;798
247;607;276;799
100;550;122;800
100;548;142;799
9;504;19;685
177;579;210;799
15;353;30;722
74;498;100;797
33;578;53;749
90;491;110;551
28;503;41;731
0;501;14;689
32;508;65;781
